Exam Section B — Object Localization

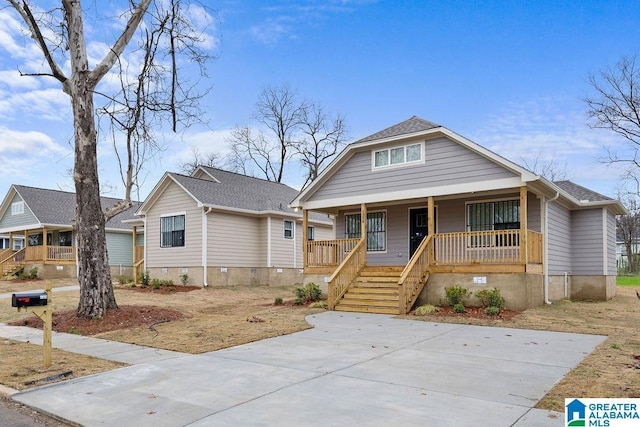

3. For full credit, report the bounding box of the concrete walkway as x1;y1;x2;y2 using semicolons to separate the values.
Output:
1;311;604;426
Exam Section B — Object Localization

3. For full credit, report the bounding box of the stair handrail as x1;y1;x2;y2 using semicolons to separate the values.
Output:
328;237;366;310
397;234;433;315
0;247;26;265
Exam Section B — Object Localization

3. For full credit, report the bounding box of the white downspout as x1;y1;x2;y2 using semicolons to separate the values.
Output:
267;217;272;267
543;192;560;304
202;207;213;287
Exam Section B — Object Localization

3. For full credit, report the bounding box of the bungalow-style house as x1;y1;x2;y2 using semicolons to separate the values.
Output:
0;185;142;278
134;166;333;287
291;116;626;314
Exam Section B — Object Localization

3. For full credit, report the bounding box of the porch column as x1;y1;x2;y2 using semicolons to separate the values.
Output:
302;210;308;268
360;203;367;264
42;227;47;263
520;186;528;265
428;196;435;264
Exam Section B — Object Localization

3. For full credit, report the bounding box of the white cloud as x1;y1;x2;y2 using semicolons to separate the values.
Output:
0;127;66;155
0;88;69;121
468;97;628;196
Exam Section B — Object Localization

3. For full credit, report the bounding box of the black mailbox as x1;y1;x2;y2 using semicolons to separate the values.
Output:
12;292;48;308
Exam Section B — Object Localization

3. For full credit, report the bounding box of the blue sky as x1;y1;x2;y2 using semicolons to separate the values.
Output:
0;0;639;200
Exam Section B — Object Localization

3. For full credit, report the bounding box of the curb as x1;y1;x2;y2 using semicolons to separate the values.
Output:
0;384;18;397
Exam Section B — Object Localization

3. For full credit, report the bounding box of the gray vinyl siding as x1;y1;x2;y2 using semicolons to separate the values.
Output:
571;209;605;275
208;212;262;267
145;182;203;268
0;193;38;229
311;137;517;201
105;232;134;267
547;202;572;274
312;223;335;241
270;218;297;268
606;209;616;274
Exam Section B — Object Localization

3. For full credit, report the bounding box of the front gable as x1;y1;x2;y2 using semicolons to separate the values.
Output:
307;134;521;208
0;189;39;231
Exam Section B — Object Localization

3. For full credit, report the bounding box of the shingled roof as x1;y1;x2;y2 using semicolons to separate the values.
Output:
11;185;140;230
142;167;331;223
354;116;441;144
171;168;299;213
553;180;613;202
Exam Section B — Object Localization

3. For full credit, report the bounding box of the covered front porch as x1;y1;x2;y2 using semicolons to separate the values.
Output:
302;187;544;314
0;227;75;276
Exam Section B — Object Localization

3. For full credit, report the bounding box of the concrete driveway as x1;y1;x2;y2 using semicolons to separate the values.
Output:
12;311;604;426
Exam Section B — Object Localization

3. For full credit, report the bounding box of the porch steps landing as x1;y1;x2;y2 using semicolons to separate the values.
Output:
335;266;403;315
2;262;23;276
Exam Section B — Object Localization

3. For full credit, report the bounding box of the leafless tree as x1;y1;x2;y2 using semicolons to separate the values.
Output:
6;1;215;318
227;83;302;182
586;55;640;189
178;147;222;175
297;103;347;188
521;151;568;182
616;192;640;273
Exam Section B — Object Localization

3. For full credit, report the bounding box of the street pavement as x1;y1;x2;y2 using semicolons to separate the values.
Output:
0;311;605;426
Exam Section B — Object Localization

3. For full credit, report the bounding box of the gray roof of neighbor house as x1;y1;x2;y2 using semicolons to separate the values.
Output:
354;116;441;144
10;185;141;230
142;167;331;223
553;180;613;203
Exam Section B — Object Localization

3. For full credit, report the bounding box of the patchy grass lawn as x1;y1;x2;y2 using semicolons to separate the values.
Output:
1;279;639;413
616;275;640;286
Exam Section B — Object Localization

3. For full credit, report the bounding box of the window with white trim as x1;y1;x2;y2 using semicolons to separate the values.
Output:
373;143;423;169
160;215;185;247
284;220;294;239
11;201;24;215
345;212;386;251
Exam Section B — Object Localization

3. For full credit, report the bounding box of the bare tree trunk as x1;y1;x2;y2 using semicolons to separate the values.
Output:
65;1;117;317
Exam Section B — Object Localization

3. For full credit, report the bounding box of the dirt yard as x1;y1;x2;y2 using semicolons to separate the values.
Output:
1;279;638;413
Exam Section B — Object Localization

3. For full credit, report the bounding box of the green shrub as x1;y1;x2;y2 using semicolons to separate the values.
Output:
180;274;189;286
27;266;38;279
309;300;327;309
475;288;505;309
139;270;150;286
150;278;174;288
414;304;438;316
485;306;501;316
116;275;133;285
274;297;283;305
444;285;470;306
294;283;323;305
453;303;466;313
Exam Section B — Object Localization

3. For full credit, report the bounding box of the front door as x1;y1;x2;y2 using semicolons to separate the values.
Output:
409;208;430;257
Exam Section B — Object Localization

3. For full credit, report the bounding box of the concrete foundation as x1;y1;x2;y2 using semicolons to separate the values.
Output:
21;263;77;280
145;266;305;287
570;275;616;301
415;273;544;311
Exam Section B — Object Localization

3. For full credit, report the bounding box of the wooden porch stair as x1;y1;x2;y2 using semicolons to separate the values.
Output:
2;262;23;276
334;266;404;314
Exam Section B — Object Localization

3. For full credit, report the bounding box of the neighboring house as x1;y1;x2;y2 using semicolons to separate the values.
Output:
135;166;334;287
0;185;142;278
291;116;626;314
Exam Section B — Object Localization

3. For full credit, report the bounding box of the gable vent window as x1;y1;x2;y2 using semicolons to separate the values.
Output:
373;143;423;169
160;214;185;248
11;201;24;215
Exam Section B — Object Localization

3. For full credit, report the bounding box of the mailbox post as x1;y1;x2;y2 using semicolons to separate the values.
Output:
12;282;53;368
